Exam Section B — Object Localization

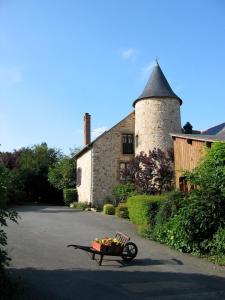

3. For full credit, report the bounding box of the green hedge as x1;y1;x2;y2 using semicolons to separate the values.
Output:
127;194;166;226
63;188;78;206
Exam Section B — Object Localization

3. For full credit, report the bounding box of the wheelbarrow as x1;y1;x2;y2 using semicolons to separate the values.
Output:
67;232;138;266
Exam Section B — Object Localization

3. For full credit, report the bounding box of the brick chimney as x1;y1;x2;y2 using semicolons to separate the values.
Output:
84;113;91;145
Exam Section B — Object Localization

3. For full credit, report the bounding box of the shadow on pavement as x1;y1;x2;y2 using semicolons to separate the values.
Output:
124;258;183;266
13;205;82;214
7;268;225;300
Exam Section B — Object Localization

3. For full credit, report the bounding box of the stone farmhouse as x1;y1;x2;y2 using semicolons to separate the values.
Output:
75;61;224;206
75;62;183;206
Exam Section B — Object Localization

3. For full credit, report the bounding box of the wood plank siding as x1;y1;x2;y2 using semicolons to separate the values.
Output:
173;137;208;189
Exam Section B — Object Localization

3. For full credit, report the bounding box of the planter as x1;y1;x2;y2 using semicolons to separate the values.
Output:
91;241;122;255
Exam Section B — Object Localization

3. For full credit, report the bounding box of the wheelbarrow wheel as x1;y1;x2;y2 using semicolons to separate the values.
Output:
121;242;138;262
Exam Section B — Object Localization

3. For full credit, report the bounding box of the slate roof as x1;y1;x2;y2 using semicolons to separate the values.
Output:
171;133;225;142
133;61;182;107
202;122;225;135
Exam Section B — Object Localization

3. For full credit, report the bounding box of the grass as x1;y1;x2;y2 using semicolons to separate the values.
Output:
208;255;225;266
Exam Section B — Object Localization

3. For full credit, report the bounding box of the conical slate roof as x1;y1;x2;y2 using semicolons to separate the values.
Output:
133;62;182;107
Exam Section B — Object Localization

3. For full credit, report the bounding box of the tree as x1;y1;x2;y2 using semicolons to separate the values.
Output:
123;148;174;194
0;164;18;270
0;143;64;204
48;156;76;190
185;141;225;197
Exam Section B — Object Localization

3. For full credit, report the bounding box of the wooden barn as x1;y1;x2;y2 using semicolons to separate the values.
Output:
171;130;225;192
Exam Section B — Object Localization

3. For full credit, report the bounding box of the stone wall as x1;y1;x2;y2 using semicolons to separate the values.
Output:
135;98;181;154
76;149;92;203
92;112;135;206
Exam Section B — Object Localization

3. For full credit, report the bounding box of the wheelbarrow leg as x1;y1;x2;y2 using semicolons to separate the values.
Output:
99;254;104;266
92;253;95;260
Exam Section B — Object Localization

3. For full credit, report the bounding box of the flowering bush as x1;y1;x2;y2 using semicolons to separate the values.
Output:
93;237;122;247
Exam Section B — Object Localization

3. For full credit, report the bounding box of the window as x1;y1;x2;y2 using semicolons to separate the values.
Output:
206;142;212;148
76;168;82;186
122;134;134;154
119;162;131;181
187;139;192;145
179;176;188;193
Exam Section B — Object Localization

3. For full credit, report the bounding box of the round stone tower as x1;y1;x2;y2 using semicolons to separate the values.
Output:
133;61;182;155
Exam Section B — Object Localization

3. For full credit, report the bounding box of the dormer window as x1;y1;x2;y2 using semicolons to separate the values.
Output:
122;134;134;154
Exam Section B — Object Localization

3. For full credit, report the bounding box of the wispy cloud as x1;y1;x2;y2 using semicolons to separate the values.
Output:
0;67;22;87
92;127;107;139
121;48;137;60
140;60;155;81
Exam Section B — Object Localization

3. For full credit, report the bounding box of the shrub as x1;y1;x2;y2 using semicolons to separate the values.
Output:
0;209;18;270
184;142;225;197
155;190;185;225
103;204;115;215
122;148;174;194
63;188;77;206
70;202;89;210
115;203;129;219
153;191;225;253
127;194;166;226
113;183;136;204
210;227;225;255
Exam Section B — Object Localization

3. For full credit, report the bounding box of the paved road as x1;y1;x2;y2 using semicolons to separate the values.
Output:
5;205;225;299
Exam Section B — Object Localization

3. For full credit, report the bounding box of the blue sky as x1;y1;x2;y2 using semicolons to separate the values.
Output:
0;0;225;153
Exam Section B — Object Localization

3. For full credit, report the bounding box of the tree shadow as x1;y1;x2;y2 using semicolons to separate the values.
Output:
7;268;225;300
13;205;83;214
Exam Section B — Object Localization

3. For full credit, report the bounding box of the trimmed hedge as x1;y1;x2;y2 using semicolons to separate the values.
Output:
63;188;78;206
115;203;129;219
103;204;115;215
127;194;167;226
70;202;89;210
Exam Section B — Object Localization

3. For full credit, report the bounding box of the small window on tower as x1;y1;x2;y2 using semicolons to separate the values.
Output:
122;134;134;154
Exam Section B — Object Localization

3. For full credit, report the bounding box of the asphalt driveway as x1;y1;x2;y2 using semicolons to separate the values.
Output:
5;205;225;299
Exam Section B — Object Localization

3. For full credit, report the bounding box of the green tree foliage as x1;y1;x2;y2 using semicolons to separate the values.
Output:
0;164;11;207
152;142;225;254
0;167;18;270
0;143;64;204
63;188;77;206
0;209;18;269
48;157;76;190
184;142;225;196
113;183;136;204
